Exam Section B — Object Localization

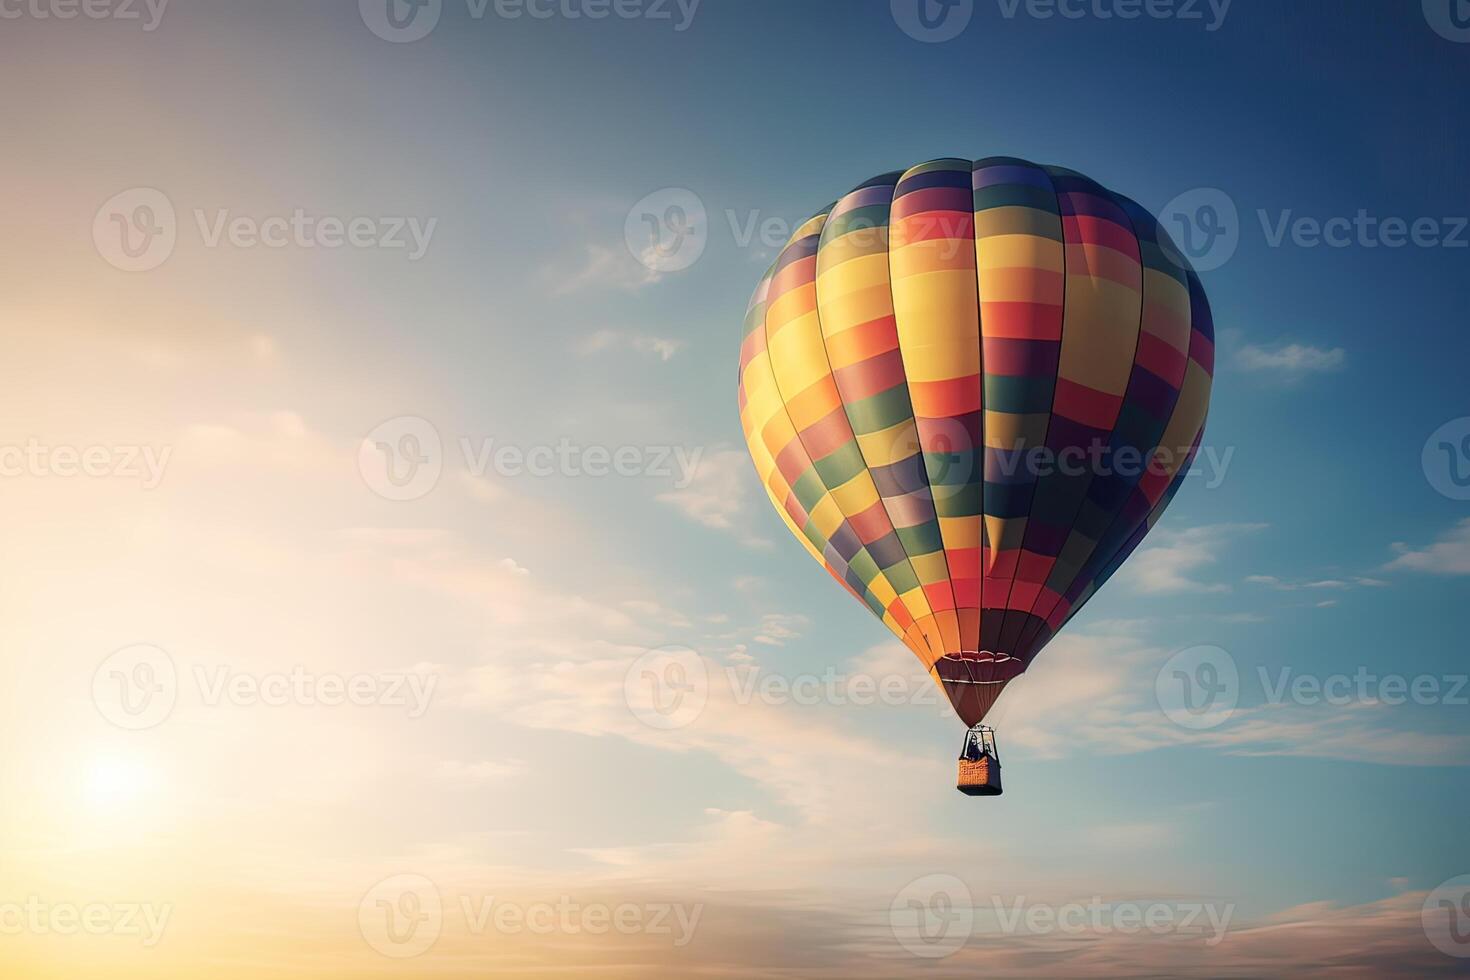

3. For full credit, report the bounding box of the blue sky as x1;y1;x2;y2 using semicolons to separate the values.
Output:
2;0;1469;975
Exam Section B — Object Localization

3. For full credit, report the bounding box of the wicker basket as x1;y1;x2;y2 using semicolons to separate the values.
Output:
957;754;1003;796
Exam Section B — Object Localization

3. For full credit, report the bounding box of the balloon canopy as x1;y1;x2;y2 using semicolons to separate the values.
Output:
737;157;1215;728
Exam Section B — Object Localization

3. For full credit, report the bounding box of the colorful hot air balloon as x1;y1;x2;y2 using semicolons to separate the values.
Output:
736;157;1215;795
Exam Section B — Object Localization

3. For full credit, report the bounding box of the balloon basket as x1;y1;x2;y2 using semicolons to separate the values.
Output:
956;725;1003;797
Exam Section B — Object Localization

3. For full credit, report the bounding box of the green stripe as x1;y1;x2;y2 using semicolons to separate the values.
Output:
896;521;945;555
812;441;867;487
844;386;914;435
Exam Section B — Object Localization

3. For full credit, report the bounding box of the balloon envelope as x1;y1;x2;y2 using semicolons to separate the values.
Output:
737;157;1215;727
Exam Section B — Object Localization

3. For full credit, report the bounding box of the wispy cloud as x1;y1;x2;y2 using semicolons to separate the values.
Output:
1245;574;1388;590
1234;341;1346;375
1121;523;1267;594
656;447;752;532
549;243;662;293
574;328;684;361
1385;518;1470;575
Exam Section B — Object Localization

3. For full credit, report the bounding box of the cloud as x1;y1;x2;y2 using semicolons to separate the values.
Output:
574;328;684;361
1385;518;1470;575
656;447;751;531
1234;342;1346;374
549;243;662;293
1245;574;1389;591
1121;523;1266;595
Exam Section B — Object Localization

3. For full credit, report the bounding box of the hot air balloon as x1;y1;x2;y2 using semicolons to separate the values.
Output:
736;157;1215;796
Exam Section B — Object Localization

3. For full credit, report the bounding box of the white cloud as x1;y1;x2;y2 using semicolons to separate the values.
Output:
1385;518;1470;575
1234;342;1345;374
1245;574;1388;591
574;328;684;361
656;447;750;531
1121;523;1266;595
550;243;662;293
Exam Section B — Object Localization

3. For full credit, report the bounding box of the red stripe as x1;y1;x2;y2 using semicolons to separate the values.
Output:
1052;377;1124;429
849;499;894;543
1134;330;1188;386
833;347;908;401
923;581;957;611
1015;550;1055;584
800;407;856;460
980;301;1063;340
1062;214;1140;259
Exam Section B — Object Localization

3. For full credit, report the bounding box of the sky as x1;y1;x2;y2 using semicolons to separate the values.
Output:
2;0;1469;976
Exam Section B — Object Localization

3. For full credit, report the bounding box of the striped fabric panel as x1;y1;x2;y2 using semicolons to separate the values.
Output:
761;211;940;660
1031;198;1199;631
971;157;1065;670
1002;167;1144;662
1019;193;1193;646
815;171;949;667
739;262;919;652
887;158;984;658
